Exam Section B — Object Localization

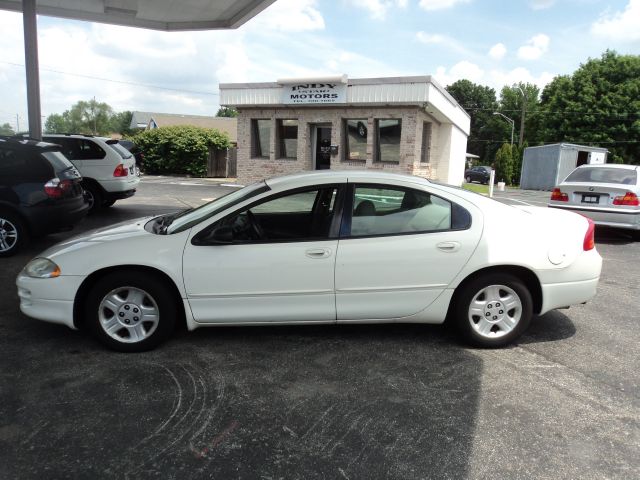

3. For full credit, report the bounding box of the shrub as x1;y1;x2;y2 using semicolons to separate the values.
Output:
131;125;231;176
494;143;515;184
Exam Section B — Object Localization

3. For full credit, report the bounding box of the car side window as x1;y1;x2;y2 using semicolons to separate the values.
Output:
350;185;454;236
196;186;340;244
77;140;106;160
0;148;29;177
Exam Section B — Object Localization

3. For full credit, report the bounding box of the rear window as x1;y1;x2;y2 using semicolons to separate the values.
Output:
565;167;637;185
42;150;75;172
107;142;133;160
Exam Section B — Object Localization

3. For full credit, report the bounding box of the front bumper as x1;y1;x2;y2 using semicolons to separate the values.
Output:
16;274;85;329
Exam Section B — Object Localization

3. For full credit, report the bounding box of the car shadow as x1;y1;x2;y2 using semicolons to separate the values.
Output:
594;227;636;246
517;310;576;345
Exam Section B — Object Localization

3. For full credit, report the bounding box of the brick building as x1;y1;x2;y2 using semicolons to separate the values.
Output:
219;75;470;185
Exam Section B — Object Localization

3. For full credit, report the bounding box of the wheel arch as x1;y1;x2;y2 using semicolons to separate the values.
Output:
73;265;185;329
80;177;106;194
0;203;31;235
450;265;543;315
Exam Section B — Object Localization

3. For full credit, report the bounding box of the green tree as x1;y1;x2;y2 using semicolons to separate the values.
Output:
537;51;640;163
109;111;134;135
44;99;114;135
132;125;231;176
446;80;507;164
494;143;514;184
0;123;14;135
498;82;540;147
216;107;238;118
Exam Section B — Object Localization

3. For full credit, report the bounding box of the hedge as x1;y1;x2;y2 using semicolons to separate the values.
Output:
131;125;231;177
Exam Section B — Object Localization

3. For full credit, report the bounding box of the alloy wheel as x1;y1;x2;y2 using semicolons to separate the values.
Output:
0;218;18;253
467;284;522;339
98;286;160;343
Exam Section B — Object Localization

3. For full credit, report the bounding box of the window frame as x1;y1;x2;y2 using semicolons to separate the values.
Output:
340;183;472;239
421;122;432;164
342;118;368;162
251;119;271;159
192;183;347;246
276;119;298;160
374;118;402;164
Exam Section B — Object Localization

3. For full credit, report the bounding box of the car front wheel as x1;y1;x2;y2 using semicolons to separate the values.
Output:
0;211;27;257
453;273;532;347
465;175;472;183
84;271;178;352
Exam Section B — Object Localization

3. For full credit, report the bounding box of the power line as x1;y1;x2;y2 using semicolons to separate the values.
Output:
0;61;219;97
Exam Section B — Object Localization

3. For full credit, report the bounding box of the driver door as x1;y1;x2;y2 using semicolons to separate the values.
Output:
182;185;343;324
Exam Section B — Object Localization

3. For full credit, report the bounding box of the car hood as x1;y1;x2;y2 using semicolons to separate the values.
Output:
36;217;154;259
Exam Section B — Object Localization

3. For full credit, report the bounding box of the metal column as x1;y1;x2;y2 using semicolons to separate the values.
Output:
22;0;42;140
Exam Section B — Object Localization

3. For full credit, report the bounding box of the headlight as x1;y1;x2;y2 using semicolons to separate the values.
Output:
24;258;61;278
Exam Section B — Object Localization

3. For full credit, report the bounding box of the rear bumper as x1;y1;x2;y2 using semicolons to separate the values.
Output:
23;197;90;236
104;189;136;201
549;204;640;230
538;249;603;315
100;176;140;194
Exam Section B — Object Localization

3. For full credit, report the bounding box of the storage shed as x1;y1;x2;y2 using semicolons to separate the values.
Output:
520;143;608;190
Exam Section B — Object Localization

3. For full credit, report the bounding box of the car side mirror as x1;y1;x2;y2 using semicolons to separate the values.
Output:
195;225;234;245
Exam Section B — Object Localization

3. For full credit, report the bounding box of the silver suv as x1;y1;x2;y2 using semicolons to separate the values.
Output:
42;134;140;211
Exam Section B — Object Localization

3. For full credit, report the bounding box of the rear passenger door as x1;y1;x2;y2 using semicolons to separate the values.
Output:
334;183;483;321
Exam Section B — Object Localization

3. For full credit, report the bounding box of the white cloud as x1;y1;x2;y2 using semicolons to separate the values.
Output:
434;61;485;86
249;0;325;32
591;0;640;43
517;33;550;60
488;43;507;60
418;0;470;11
530;0;555;10
348;0;408;20
415;32;448;44
488;68;554;90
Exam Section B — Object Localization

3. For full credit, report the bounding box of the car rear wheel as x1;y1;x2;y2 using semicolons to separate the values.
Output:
453;273;532;347
83;182;102;213
84;271;177;352
0;211;27;257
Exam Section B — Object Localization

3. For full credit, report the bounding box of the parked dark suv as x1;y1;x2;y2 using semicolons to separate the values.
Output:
464;166;493;184
0;137;89;257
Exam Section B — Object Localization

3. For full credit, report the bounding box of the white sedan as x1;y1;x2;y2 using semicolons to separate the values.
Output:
16;171;602;352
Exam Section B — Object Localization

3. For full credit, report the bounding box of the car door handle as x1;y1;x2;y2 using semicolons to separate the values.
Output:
305;248;332;259
436;241;461;252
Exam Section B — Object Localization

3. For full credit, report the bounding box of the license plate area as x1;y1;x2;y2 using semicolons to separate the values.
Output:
581;194;599;204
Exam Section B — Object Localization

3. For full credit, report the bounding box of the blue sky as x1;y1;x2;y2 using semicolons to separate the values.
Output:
0;0;638;130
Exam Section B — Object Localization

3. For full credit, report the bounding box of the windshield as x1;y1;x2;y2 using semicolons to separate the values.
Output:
565;167;637;185
167;181;270;234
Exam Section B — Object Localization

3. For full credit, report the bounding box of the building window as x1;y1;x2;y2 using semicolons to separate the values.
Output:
252;119;271;158
375;119;401;163
277;119;298;159
421;122;432;164
343;119;368;161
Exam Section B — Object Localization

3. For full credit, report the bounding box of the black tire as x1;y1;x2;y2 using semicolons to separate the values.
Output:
84;271;178;352
0;210;28;258
465;176;472;183
82;182;103;213
631;230;640;242
453;273;532;348
102;199;116;208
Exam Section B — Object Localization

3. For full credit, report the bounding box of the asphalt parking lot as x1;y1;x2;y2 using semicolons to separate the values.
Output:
1;177;638;479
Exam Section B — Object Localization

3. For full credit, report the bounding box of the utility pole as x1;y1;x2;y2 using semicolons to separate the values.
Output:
92;96;97;135
16;114;20;133
517;86;526;148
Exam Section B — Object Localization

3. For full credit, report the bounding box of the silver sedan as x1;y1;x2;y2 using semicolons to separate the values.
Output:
549;164;640;239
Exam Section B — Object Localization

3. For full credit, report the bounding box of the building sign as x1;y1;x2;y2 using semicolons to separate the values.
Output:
281;82;347;105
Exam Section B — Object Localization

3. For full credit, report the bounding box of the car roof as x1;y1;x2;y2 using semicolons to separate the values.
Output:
43;133;110;141
0;136;63;152
265;170;433;189
574;163;639;170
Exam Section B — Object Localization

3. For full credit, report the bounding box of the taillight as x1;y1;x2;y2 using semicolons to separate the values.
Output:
44;178;72;198
583;217;595;251
113;164;128;177
550;188;568;202
612;191;639;206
